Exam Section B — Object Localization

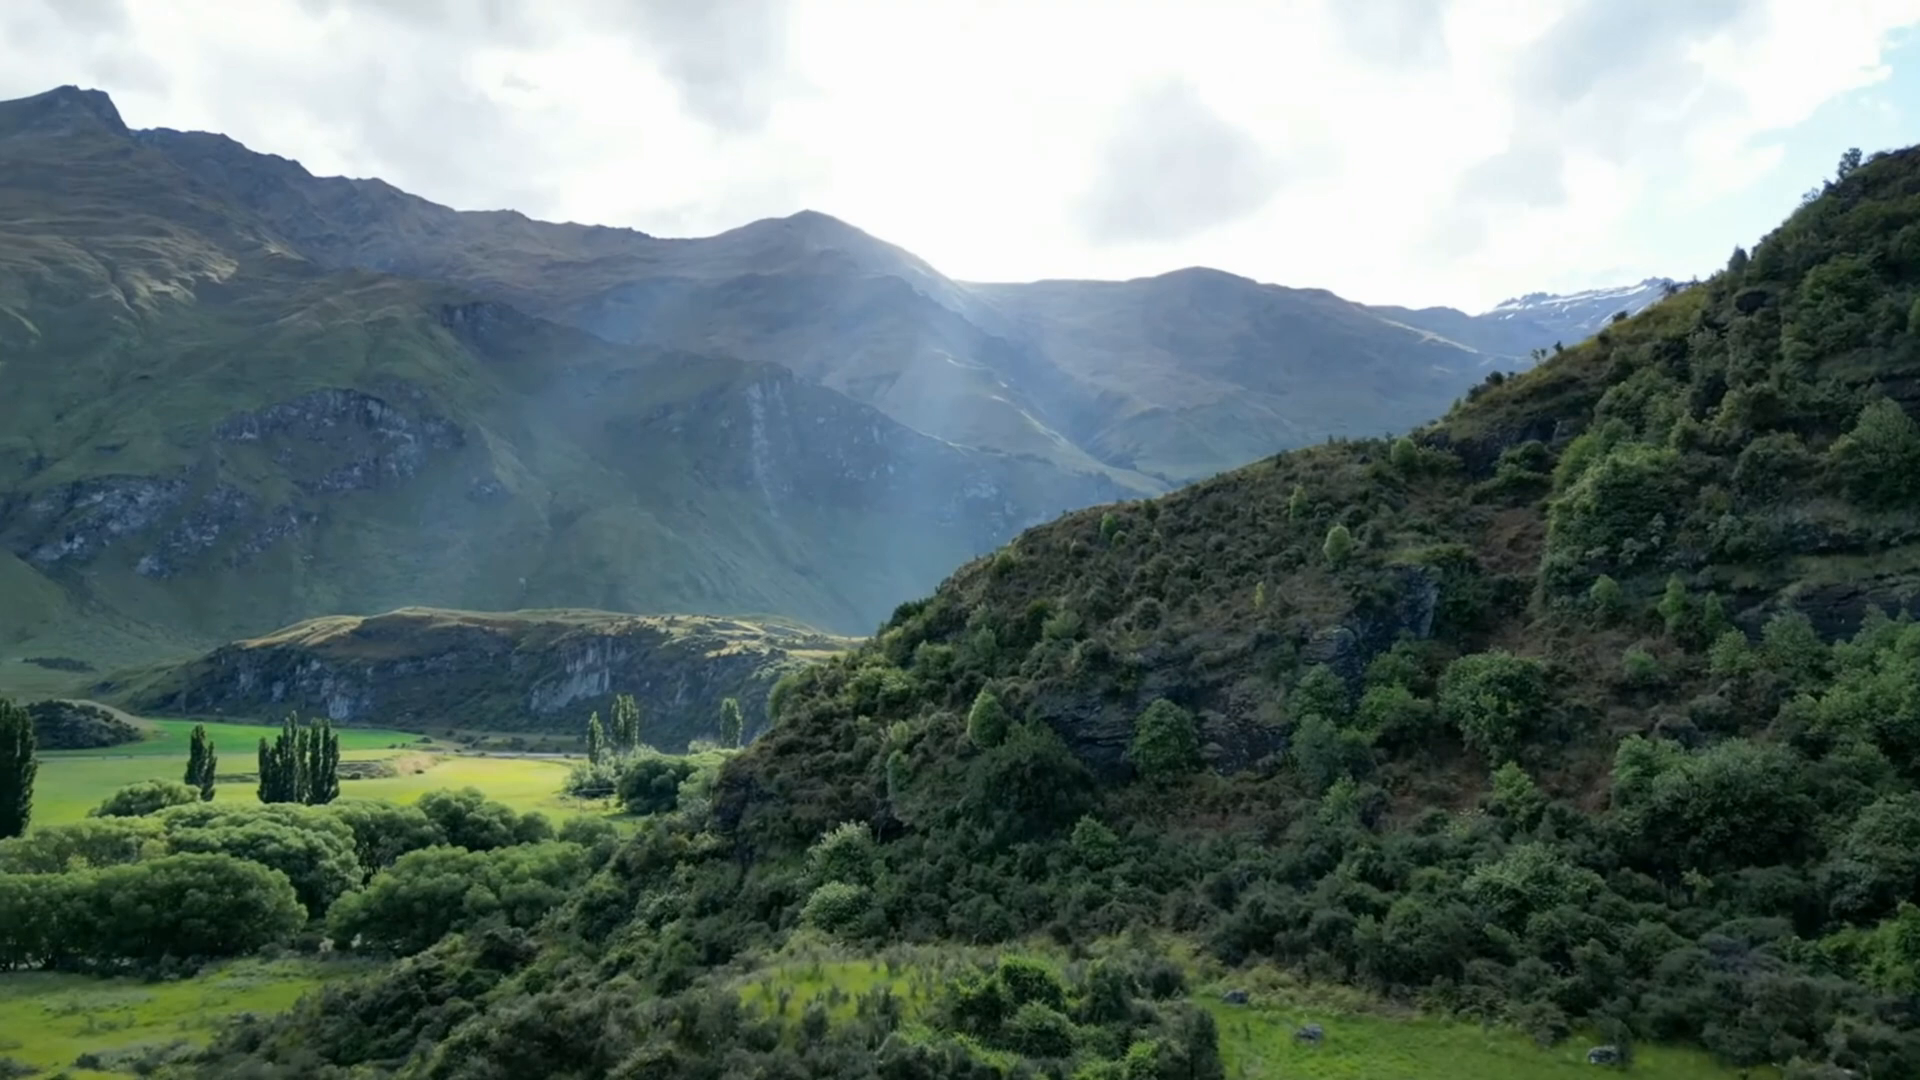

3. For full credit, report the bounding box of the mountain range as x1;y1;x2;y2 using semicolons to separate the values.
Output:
0;84;1654;674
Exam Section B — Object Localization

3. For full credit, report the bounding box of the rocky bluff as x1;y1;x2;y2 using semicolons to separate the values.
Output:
112;608;853;750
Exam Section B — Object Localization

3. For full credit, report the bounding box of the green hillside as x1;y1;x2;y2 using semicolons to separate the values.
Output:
134;147;1920;1079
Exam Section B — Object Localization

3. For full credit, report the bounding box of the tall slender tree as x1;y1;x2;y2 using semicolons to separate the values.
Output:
718;697;744;749
185;724;217;801
0;697;36;839
257;737;275;803
612;694;641;753
313;718;340;805
257;713;338;805
586;711;606;765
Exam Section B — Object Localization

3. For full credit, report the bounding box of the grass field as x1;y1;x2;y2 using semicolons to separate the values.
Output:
30;716;595;827
40;715;433;759
0;956;372;1077
738;945;1771;1080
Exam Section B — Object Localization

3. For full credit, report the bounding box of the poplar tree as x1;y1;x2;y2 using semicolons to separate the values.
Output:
185;724;217;801
586;711;606;764
719;698;744;749
0;697;35;839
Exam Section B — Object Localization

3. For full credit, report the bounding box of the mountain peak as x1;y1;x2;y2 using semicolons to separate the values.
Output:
0;85;129;140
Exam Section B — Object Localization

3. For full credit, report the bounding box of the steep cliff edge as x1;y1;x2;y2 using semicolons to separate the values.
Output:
107;608;853;749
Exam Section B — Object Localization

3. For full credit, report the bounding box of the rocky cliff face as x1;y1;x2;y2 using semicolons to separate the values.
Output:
111;608;854;750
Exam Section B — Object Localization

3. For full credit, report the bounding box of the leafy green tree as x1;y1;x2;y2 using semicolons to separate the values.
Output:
1291;664;1349;723
719;697;744;749
616;755;696;815
1290;712;1373;794
418;787;552;851
165;814;361;916
1829;397;1920;506
81;853;304;962
968;688;1010;749
1357;682;1436;744
326;800;444;873
801;880;872;934
0;816;164;873
1438;651;1549;762
585;711;605;765
611;693;642;753
1610;736;1817;872
1657;574;1695;641
1488;761;1547;829
1621;646;1661;687
1288;484;1309;522
184;724;217;801
1588;575;1626;622
806;820;876;887
1390;436;1418;471
1129;699;1202;782
327;841;592;955
1252;580;1268;611
1323;524;1354;566
963;722;1095;843
89;779;199;818
0;699;33;840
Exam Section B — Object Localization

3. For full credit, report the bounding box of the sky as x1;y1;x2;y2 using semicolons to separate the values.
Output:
3;0;1919;312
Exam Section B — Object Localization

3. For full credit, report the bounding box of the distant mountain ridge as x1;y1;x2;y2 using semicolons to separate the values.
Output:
0;83;1635;679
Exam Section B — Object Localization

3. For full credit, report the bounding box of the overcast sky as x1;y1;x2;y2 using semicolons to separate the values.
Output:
4;0;1918;311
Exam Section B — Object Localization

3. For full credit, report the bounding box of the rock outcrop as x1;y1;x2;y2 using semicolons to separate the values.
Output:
110;608;854;750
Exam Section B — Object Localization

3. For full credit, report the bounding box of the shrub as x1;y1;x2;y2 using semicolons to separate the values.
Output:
1004;1001;1076;1058
1322;524;1355;566
1621;646;1661;687
801;881;871;933
1589;575;1626;621
89;780;199;818
1828;397;1920;506
967;688;1010;749
616;756;697;816
1438;652;1549;762
1129;699;1201;782
806;821;876;887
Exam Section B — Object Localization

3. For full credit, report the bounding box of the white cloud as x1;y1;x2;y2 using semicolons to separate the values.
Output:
2;0;1916;310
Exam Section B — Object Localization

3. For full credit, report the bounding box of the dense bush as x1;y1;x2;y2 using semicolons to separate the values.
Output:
0;853;302;969
90;779;199;818
326;842;592;956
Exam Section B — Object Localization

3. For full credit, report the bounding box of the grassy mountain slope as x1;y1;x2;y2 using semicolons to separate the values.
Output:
173;148;1920;1079
0;86;1131;666
105;607;852;749
133;108;1540;487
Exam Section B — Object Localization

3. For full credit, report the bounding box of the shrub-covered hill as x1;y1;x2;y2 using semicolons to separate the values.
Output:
703;148;1920;1063
145;149;1920;1079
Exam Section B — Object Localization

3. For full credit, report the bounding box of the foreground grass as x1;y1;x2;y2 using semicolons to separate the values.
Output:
737;943;1768;1080
1203;996;1764;1079
0;956;372;1077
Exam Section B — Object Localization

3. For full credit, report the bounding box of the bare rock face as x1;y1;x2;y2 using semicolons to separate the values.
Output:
111;608;854;751
1;386;462;580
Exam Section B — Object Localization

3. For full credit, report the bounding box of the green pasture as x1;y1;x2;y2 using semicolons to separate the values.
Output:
0;956;371;1078
29;717;592;827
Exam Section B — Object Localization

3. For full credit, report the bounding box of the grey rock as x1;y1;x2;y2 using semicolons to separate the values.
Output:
1585;1045;1620;1065
1221;989;1249;1005
1294;1023;1324;1044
